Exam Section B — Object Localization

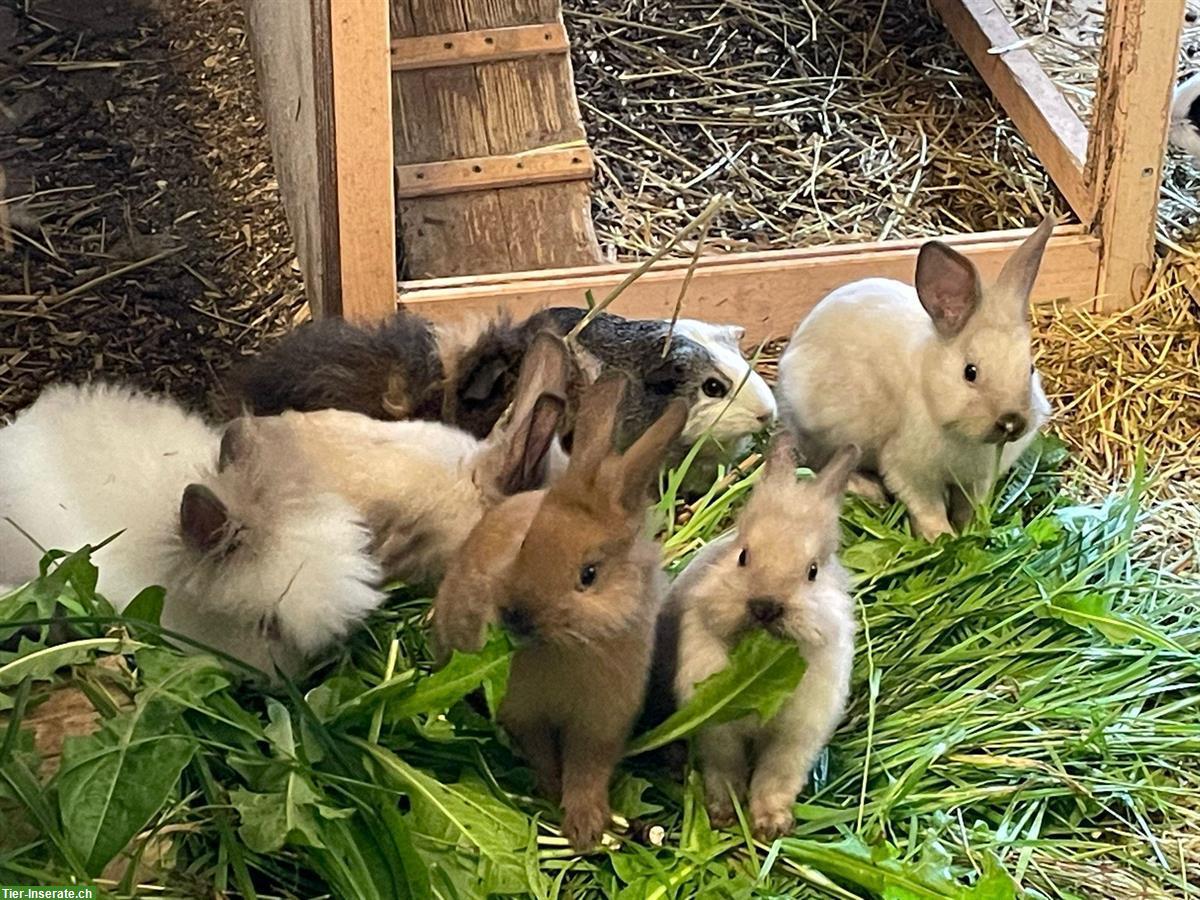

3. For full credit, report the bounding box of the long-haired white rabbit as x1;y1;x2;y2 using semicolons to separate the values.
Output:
0;383;383;676
777;216;1054;539
669;440;858;840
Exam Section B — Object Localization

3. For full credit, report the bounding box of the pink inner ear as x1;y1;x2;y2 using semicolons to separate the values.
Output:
917;244;979;335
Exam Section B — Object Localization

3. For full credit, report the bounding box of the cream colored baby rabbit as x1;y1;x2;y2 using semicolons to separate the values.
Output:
671;440;858;840
777;216;1055;539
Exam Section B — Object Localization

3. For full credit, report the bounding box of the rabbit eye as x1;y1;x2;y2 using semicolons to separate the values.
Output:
579;563;598;589
963;363;978;383
807;562;819;582
702;377;728;398
737;548;749;567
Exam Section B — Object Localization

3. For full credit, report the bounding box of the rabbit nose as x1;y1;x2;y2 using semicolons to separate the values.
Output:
748;598;783;625
756;411;774;426
500;606;534;639
995;412;1027;440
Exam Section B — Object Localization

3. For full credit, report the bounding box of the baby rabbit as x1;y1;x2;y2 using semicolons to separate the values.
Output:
776;216;1055;540
432;374;687;851
234;332;571;585
671;440;857;840
0;384;383;677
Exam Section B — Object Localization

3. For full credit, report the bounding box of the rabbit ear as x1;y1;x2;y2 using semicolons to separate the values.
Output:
760;432;800;483
613;399;688;513
496;393;566;495
915;241;981;337
180;484;231;552
814;444;860;499
569;372;627;475
508;331;570;422
994;214;1056;320
218;419;250;471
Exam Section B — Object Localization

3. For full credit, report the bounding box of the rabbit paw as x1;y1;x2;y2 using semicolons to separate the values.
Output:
562;802;610;852
847;472;889;506
706;796;738;829
750;801;794;842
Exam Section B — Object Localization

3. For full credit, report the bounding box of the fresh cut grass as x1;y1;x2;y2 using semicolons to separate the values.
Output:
0;436;1197;898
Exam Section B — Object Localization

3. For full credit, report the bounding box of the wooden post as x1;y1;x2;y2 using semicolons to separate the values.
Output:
1089;0;1185;311
327;0;398;321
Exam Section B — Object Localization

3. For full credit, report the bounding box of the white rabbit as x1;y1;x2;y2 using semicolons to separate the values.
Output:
670;440;857;840
0;383;383;676
776;216;1054;540
230;331;571;586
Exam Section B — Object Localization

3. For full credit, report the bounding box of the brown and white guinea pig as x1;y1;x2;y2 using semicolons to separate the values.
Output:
219;306;775;478
225;332;571;586
432;374;686;852
0;383;383;678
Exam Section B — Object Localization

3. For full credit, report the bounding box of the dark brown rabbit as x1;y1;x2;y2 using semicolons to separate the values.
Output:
432;374;686;851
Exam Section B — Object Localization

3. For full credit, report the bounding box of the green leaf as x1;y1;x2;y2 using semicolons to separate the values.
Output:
0;637;141;711
611;773;663;819
780;835;1017;899
54;653;227;874
336;632;512;725
628;631;807;754
230;780;354;853
356;739;538;895
1042;593;1184;650
123;586;165;627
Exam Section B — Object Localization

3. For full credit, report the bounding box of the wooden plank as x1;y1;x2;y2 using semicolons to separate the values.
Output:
243;0;337;316
395;145;593;198
399;228;1102;344
390;0;601;278
329;0;398;321
1089;0;1185;311
391;23;568;71
931;0;1094;224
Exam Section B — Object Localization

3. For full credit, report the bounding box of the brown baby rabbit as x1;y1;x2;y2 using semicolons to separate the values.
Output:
433;374;687;851
670;438;858;840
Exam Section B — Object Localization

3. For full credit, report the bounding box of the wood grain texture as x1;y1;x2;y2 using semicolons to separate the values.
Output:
399;228;1102;344
396;145;593;198
390;0;600;278
243;0;336;316
330;0;398;321
1089;0;1185;310
391;23;567;71
931;0;1094;223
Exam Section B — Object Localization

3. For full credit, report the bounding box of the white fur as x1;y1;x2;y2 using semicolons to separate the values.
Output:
671;462;856;838
777;274;1049;539
238;408;566;585
1170;72;1200;159
0;384;383;676
669;319;777;446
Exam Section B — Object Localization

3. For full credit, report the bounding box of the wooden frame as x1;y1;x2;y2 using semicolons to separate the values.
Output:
247;0;1185;333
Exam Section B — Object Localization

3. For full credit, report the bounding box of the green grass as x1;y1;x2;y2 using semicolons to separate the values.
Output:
1;437;1197;898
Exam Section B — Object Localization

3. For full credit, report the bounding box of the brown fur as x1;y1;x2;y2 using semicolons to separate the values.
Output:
432;375;686;850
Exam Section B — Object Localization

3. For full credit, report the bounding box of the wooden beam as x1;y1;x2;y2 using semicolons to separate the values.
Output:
395;145;593;198
399;227;1101;344
244;0;336;317
391;23;568;71
328;0;397;322
1089;0;1185;311
931;0;1094;224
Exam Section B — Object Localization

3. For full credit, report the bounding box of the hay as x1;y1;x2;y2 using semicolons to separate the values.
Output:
994;0;1200;243
0;0;305;418
565;0;1064;259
